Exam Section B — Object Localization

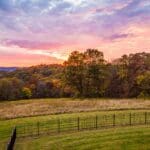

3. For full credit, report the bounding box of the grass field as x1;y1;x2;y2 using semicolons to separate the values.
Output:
0;98;150;120
14;125;150;150
0;98;149;150
0;109;150;149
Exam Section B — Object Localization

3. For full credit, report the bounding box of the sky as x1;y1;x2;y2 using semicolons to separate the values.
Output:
0;0;150;67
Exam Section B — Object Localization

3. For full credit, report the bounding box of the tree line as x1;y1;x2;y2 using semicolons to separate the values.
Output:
0;49;150;100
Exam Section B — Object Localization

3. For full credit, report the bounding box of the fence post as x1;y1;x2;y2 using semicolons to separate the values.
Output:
129;113;132;126
77;117;80;131
7;127;16;150
37;122;40;136
95;115;98;129
24;125;25;136
58;119;60;133
145;112;147;124
113;114;116;126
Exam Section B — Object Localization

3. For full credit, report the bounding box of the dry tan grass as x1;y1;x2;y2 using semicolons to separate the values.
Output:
0;98;150;119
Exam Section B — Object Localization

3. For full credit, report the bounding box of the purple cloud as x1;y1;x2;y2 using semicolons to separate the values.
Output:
108;33;133;40
2;39;63;50
0;0;150;49
0;0;12;11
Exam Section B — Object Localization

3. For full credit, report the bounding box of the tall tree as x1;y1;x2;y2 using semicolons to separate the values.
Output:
64;51;85;96
64;49;107;97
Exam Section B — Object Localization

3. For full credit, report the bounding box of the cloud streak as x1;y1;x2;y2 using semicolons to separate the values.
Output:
2;39;63;50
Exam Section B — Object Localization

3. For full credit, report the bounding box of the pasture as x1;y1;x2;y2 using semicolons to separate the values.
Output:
15;126;150;150
0;98;149;120
0;98;150;149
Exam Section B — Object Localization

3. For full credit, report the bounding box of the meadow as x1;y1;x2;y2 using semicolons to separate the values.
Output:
0;98;150;120
15;125;150;150
0;98;150;150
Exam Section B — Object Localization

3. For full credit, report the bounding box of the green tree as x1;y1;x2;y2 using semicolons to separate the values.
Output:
64;49;107;97
136;71;150;98
0;77;23;100
22;87;32;99
64;51;85;97
128;52;150;97
107;52;150;98
10;77;24;100
0;78;12;100
83;49;106;97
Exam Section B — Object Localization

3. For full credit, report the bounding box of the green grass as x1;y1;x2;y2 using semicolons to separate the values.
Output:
15;125;150;150
0;110;149;144
0;98;149;149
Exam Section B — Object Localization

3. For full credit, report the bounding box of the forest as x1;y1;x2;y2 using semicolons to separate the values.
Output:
0;49;150;100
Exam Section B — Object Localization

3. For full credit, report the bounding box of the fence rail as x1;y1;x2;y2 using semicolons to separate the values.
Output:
15;111;150;138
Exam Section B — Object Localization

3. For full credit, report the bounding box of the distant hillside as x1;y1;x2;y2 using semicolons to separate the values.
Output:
0;67;17;72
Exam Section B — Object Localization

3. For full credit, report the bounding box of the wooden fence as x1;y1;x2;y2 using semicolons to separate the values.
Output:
15;111;150;138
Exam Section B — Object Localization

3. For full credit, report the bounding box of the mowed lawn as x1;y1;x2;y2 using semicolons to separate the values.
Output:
0;98;149;149
0;98;150;120
0;109;150;150
15;125;150;150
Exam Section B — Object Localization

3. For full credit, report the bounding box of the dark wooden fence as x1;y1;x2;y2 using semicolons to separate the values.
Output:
15;111;150;138
3;111;150;149
7;127;16;150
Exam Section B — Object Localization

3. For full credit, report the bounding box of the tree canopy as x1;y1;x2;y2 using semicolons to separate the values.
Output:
0;51;149;100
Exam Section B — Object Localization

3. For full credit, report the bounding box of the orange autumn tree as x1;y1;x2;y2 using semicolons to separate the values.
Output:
64;49;108;97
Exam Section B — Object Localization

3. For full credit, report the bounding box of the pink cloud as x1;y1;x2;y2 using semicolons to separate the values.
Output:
97;24;150;60
0;0;150;66
2;39;63;50
0;53;63;67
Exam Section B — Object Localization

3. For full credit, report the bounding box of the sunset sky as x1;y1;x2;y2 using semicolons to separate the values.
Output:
0;0;150;66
